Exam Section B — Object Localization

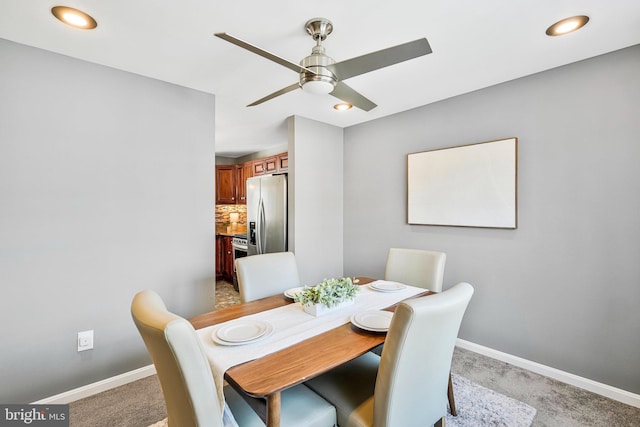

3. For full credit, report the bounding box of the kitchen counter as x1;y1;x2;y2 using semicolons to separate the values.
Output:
215;226;247;237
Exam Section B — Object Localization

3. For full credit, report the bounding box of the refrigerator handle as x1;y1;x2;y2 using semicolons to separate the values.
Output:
260;198;267;253
257;198;266;254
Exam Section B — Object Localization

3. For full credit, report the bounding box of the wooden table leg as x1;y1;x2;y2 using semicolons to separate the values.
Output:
266;391;281;427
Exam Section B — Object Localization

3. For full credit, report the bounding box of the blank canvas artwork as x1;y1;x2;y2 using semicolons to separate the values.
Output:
407;138;517;228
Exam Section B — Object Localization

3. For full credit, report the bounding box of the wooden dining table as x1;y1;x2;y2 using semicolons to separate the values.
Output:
189;277;433;427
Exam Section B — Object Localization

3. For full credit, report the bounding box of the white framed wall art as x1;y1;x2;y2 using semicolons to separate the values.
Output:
407;137;518;228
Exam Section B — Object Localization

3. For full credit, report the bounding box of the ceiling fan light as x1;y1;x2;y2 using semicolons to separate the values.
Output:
334;103;352;111
301;80;335;95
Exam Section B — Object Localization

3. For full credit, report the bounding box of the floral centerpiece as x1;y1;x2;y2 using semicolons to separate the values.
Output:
294;277;360;316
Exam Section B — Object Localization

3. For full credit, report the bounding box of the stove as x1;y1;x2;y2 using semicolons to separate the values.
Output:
231;234;247;250
231;234;248;291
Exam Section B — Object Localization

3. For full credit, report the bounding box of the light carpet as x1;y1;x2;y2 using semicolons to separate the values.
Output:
148;374;536;427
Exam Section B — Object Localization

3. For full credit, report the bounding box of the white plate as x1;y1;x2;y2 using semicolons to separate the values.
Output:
212;321;273;346
369;281;406;292
284;287;305;299
351;310;394;332
215;320;270;343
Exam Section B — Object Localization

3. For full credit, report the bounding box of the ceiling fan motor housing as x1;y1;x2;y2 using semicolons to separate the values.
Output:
299;45;337;93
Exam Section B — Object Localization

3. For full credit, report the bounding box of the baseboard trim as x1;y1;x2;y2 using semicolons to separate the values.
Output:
31;365;157;404
33;341;640;409
456;338;640;408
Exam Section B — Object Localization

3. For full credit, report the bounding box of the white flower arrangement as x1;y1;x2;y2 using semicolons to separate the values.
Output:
294;277;360;308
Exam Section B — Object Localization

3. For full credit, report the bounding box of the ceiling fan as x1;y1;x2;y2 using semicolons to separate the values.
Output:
215;18;432;111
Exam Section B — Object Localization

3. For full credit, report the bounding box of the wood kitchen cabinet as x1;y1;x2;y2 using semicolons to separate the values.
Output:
215;236;223;277
277;152;288;172
215;165;236;204
222;236;234;280
252;159;266;176
236;162;252;204
252;152;287;176
217;163;253;205
216;235;234;281
251;152;288;176
217;153;286;204
264;155;278;174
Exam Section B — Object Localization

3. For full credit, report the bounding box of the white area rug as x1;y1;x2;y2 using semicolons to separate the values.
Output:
447;374;537;426
148;374;536;427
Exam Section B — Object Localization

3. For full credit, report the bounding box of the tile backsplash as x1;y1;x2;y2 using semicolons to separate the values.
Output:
215;205;247;226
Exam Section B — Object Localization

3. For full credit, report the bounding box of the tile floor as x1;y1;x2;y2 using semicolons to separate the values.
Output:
215;280;240;309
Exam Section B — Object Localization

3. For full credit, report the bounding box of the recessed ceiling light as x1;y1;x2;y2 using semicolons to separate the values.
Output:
51;6;97;30
546;15;589;36
333;103;352;111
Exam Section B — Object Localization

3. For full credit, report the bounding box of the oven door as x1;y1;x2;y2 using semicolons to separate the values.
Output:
232;244;248;267
231;241;248;290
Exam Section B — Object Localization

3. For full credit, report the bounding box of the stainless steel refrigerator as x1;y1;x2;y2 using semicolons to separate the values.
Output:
246;174;287;255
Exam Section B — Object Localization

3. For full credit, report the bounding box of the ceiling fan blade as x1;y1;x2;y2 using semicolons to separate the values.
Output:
330;82;377;111
247;82;300;107
326;38;432;81
215;32;315;75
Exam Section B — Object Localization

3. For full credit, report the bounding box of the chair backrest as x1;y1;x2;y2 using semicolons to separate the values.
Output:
384;248;446;292
374;282;474;426
131;290;223;427
235;252;300;303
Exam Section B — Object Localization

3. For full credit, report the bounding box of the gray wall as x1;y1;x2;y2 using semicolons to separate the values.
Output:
289;116;344;284
0;39;216;402
343;44;640;394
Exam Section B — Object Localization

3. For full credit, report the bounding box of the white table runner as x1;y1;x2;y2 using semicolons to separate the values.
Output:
197;281;425;408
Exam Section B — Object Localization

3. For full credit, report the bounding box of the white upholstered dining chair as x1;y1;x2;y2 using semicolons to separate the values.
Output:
235;252;301;303
380;247;458;414
384;248;447;292
304;282;474;427
131;290;336;427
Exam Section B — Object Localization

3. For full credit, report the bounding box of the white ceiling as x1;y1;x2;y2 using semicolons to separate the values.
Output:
2;1;640;157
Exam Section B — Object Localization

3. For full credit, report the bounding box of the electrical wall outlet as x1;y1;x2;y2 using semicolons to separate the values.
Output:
77;330;94;352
